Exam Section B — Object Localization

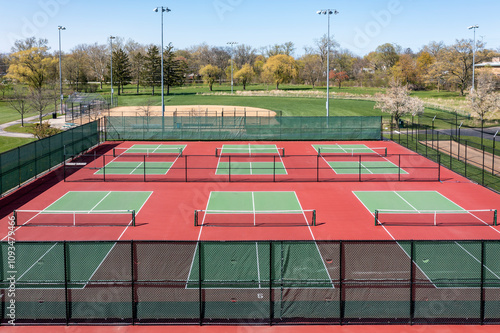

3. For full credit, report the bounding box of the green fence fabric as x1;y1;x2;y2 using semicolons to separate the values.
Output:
0;121;99;196
105;116;382;141
1;240;499;325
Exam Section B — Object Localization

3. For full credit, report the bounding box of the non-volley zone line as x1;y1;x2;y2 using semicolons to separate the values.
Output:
114;144;186;156
313;144;387;156
354;190;500;288
217;144;284;156
186;191;334;290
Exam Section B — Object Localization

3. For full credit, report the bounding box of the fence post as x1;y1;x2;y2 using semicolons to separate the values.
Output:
198;241;203;325
358;155;362;182
269;241;273;325
339;241;344;325
465;141;468;178
143;155;146;182
410;240;415;325
398;154;401;181
185;155;188;182
316;154;319;182
273;155;276;182
63;241;70;324
437;155;441;182
482;145;486;186
131;240;136;325
480;240;485;325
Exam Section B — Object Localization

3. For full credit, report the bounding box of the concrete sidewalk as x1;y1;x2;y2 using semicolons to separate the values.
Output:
0;114;71;138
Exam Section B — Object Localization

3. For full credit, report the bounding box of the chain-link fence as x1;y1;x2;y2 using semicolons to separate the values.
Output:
104;116;382;141
0;121;99;196
388;116;500;192
1;240;498;325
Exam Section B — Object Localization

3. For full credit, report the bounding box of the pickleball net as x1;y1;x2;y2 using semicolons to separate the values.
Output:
13;209;136;227
113;147;183;157
215;147;285;157
374;209;497;226
317;147;387;156
194;209;316;227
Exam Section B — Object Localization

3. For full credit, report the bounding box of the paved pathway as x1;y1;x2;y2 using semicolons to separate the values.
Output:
0;114;69;138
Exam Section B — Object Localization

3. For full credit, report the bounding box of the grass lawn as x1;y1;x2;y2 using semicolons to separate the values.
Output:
0;137;36;153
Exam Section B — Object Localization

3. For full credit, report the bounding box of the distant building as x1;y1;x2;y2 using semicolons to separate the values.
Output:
475;57;500;76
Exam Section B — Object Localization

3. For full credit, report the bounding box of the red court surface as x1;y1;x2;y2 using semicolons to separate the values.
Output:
5;324;500;333
1;140;499;331
2;141;499;244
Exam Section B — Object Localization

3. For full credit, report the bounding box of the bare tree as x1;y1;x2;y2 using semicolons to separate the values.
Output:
87;43;109;89
29;88;52;125
8;86;32;126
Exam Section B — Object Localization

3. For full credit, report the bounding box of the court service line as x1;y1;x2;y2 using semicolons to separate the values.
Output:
89;191;112;212
293;192;335;289
130;162;144;175
393;191;419;212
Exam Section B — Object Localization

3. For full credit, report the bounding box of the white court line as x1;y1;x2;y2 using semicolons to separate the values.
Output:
185;192;212;289
455;242;500;281
129;162;144;175
89;191;112;212
293;192;335;289
393;191;419;212
255;242;262;289
16;243;59;282
83;191;153;289
352;191;439;289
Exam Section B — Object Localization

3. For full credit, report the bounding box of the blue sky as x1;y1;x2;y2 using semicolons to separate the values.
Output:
0;0;499;56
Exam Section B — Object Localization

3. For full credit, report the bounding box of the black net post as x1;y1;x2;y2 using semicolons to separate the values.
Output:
103;154;106;182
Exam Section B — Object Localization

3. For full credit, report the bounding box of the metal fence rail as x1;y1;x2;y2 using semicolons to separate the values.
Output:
1;240;499;325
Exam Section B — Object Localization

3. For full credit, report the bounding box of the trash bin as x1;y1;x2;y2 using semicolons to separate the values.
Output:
52;113;57;119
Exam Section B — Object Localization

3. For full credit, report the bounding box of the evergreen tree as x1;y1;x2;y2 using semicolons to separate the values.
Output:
144;45;161;95
163;44;187;95
111;48;131;95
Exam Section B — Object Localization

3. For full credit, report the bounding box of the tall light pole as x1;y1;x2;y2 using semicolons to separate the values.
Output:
227;42;238;94
154;6;171;134
109;36;115;107
468;25;479;91
57;26;66;117
317;9;338;119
